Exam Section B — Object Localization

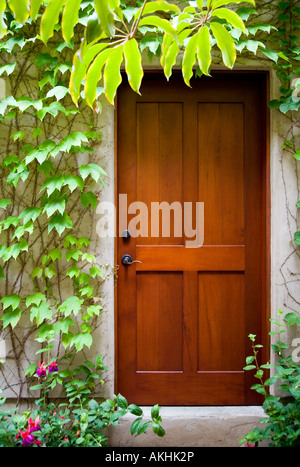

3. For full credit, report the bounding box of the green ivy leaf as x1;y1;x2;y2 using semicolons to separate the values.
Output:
26;293;46;308
294;231;300;245
1;294;21;311
36;101;66;120
48;212;73;236
43;195;66;217
66;265;80;278
79;163;107;183
48;248;62;262
31;266;43;278
71;332;93;351
40;175;64;195
0;63;16;76
54;316;74;335
89;266;102;278
0;199;12;210
66;248;82;261
24;363;37;377
1;307;22;329
46;85;69;101
30;301;52;325
19;207;42;225
58;296;83;316
80;191;98;210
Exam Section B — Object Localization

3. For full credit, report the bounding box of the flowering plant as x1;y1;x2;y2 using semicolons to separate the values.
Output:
240;311;300;447
0;355;165;447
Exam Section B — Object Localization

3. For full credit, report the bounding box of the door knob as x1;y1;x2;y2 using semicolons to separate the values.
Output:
121;254;142;266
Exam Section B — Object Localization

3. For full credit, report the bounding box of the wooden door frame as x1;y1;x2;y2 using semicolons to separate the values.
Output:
114;69;271;403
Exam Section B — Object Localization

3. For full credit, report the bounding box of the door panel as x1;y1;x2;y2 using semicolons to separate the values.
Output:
116;72;268;405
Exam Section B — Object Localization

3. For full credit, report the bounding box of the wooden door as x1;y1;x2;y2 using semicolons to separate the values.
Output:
116;72;268;406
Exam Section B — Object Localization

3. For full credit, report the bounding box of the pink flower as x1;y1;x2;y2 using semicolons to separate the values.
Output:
48;360;58;373
36;362;47;377
245;442;255;447
28;416;41;432
15;426;42;447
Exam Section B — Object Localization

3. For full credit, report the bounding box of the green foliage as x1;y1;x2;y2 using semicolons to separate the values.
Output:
0;0;258;107
0;356;165;447
240;311;300;447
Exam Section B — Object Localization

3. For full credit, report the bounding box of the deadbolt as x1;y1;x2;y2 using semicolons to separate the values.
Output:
122;229;131;238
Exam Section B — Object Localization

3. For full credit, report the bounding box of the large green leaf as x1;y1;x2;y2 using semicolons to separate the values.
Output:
211;8;245;33
162;39;179;79
211;0;255;8
197;25;211;76
210;22;236;69
70;51;86;106
62;0;82;44
94;0;115;37
124;38;143;94
85;14;103;44
135;0;180;19
8;0;29;23
182;33;199;86
0;0;7;37
84;47;113;107
138;16;177;41
104;44;124;105
41;0;67;43
30;0;43;19
160;33;173;67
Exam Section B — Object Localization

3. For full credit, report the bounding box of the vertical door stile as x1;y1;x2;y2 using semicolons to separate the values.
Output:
183;99;198;376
